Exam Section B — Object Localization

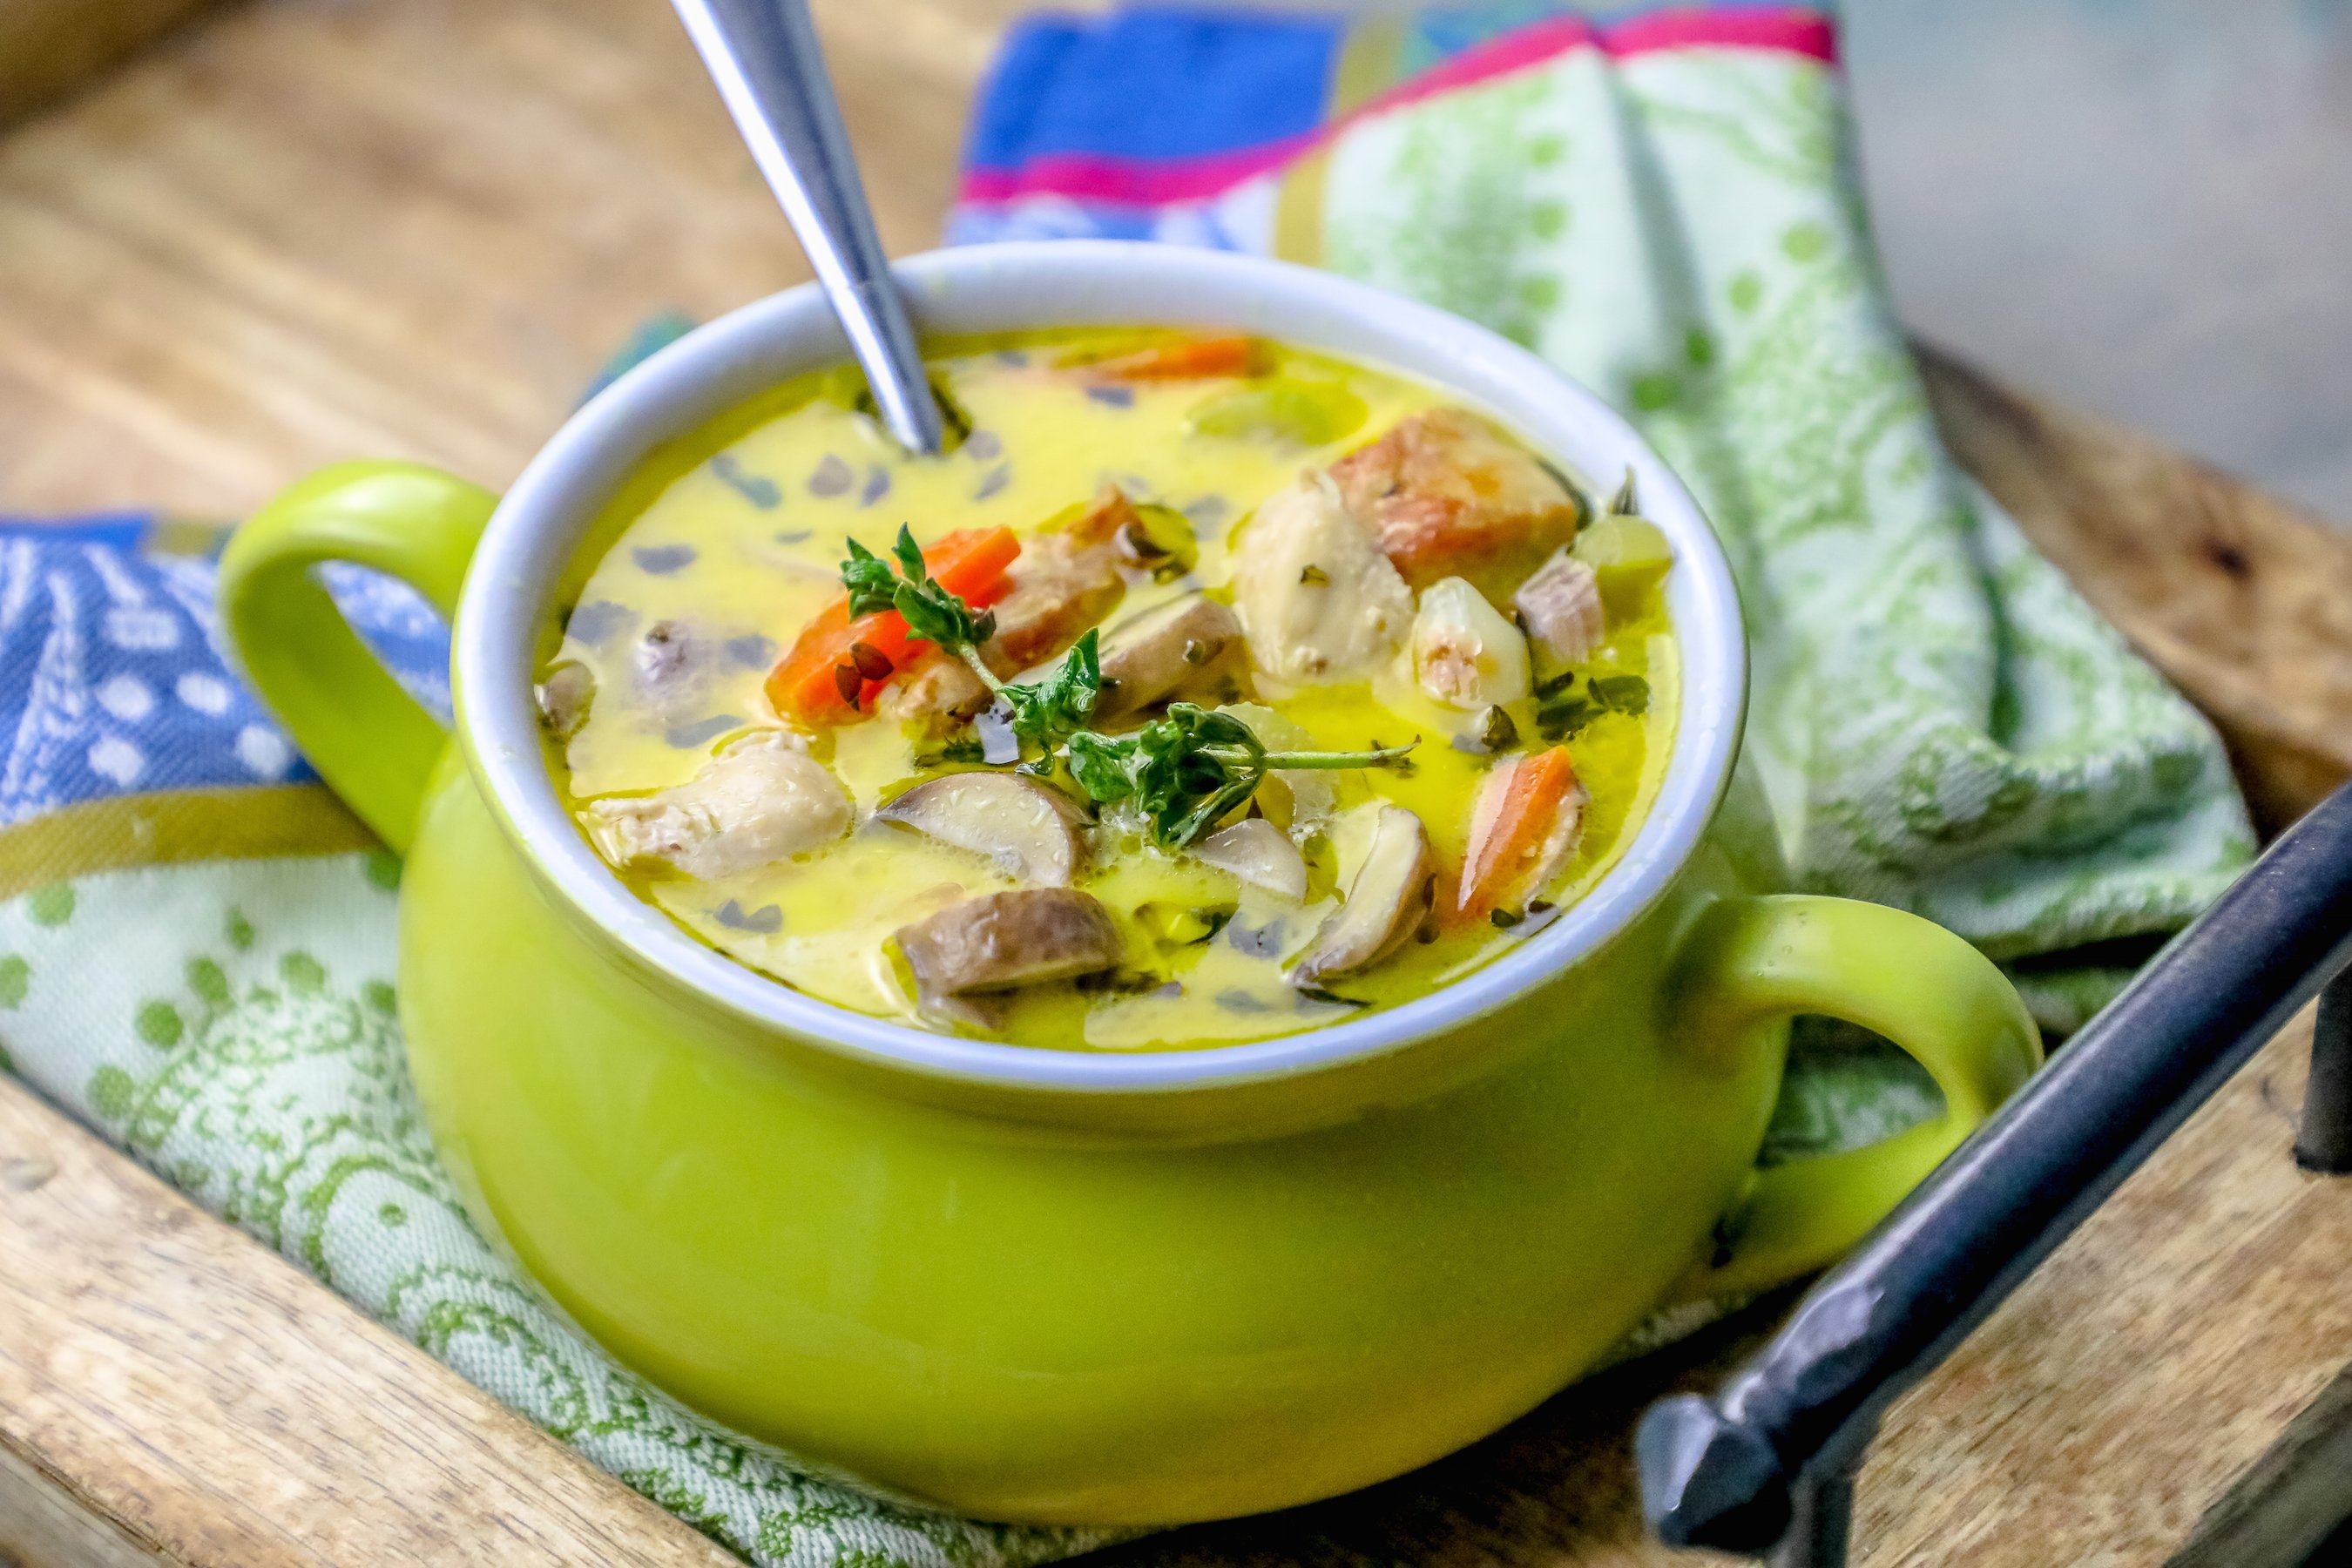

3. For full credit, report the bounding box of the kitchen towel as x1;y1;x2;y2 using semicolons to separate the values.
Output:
0;4;2252;1566
949;2;2254;1031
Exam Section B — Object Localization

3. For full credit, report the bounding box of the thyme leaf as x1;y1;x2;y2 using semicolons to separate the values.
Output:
839;536;1412;829
840;525;997;650
1065;702;1415;849
997;629;1102;749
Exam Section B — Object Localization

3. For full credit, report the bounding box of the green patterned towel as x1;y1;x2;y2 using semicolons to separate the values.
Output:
952;1;2254;1031
0;4;2249;1565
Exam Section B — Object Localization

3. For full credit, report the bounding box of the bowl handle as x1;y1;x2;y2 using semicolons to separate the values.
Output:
1662;895;2044;1303
218;461;497;855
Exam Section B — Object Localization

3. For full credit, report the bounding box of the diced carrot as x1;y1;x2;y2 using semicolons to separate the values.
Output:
767;526;1021;722
1457;747;1578;919
1082;335;1265;382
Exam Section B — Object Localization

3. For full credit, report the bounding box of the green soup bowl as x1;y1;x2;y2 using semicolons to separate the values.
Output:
217;241;2039;1526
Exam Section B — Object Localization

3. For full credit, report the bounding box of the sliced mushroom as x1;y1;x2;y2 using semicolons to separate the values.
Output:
633;619;713;723
585;732;851;880
1192;817;1308;901
1215;702;1337;835
535;662;595;740
1229;472;1413;686
875;773;1086;887
896;889;1124;1004
1411;576;1531;709
1291;805;1436;983
875;649;996;732
1092;592;1247;722
1512;551;1606;668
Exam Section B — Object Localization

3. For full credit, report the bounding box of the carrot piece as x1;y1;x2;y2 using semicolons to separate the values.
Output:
767;526;1021;722
1457;747;1578;919
1083;335;1265;382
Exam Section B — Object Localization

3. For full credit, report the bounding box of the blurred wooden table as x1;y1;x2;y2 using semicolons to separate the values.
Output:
6;3;2352;1566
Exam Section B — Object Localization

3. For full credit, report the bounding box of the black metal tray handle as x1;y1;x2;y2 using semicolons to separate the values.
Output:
1639;782;2352;1565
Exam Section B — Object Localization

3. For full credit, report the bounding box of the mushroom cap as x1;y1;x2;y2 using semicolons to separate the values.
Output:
876;772;1088;887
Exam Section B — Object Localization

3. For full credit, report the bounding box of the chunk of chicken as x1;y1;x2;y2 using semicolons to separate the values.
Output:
896;889;1124;1005
879;487;1135;729
1513;551;1605;668
1229;472;1414;686
980;484;1131;675
585;732;851;880
1329;409;1583;590
876;651;993;732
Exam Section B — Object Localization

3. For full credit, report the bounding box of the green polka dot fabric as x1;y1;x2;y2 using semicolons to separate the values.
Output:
0;6;2255;1565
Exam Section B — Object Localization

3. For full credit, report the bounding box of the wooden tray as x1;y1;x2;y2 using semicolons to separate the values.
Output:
4;3;2352;1565
0;0;230;130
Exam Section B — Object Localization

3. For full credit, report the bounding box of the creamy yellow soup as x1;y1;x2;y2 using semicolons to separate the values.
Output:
543;330;1676;1051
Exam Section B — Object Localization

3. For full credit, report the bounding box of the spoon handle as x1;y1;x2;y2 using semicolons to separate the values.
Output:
672;0;946;454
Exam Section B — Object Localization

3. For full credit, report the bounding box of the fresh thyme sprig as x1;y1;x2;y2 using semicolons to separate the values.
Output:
841;530;1414;840
843;529;995;652
841;526;1100;747
1002;631;1101;746
1066;703;1414;849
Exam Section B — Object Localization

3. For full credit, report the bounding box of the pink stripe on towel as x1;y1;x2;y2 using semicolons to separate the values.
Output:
958;7;1836;208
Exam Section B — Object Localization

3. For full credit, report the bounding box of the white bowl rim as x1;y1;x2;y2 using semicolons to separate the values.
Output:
452;240;1747;1096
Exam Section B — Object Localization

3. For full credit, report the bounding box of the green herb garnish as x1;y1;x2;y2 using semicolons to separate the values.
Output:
1535;672;1649;740
841;527;1102;750
911;739;989;769
841;530;1411;821
1535;694;1596;741
999;630;1101;747
1590;674;1650;714
842;528;995;648
1066;702;1413;849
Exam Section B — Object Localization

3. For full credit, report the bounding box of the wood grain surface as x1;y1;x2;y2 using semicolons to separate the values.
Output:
0;0;233;131
0;0;1042;518
2;3;2350;1566
0;1072;744;1567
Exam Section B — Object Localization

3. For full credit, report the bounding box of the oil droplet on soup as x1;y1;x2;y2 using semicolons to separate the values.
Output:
541;329;1678;1051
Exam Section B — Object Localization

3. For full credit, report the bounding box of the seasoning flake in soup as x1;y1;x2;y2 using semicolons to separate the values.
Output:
542;329;1678;1051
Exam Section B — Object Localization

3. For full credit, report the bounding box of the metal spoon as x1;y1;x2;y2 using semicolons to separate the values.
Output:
671;0;946;455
